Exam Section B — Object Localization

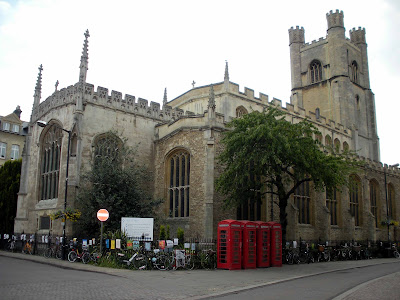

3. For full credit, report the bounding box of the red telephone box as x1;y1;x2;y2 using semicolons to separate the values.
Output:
240;221;257;269
254;221;271;267
217;220;242;270
267;222;282;267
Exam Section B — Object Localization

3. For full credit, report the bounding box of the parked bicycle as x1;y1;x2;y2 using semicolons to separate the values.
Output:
68;246;90;264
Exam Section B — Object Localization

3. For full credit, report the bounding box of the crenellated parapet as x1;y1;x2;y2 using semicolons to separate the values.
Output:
288;26;305;46
31;82;188;124
349;27;366;44
268;97;351;138
361;158;400;176
326;9;344;30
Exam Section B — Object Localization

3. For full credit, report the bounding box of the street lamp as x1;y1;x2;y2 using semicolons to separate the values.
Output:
384;163;399;243
37;120;71;260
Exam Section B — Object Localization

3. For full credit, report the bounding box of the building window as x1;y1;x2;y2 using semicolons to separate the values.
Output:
10;145;19;160
3;122;10;131
167;150;190;218
0;142;6;158
40;125;63;200
236;106;248;118
349;175;361;226
343;142;349;152
351;61;358;83
12;124;19;133
388;184;396;220
94;134;120;160
315;108;320;119
310;60;322;83
334;138;341;152
236;162;262;221
40;216;51;230
295;181;311;224
326;189;338;225
370;180;379;227
325;135;332;147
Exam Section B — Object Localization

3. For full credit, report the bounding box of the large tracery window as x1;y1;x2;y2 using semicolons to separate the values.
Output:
370;180;379;227
167;150;190;218
236;161;262;221
40;125;63;200
326;188;339;225
295;181;311;224
349;175;362;226
310;60;322;83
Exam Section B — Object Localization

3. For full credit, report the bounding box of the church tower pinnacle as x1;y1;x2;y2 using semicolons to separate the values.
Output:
224;61;229;82
163;88;167;106
79;30;90;83
33;64;43;107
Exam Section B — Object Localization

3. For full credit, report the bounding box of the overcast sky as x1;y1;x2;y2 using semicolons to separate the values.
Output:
0;0;399;165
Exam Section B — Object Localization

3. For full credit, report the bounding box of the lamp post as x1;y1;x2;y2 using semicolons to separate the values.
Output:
384;163;399;243
37;120;71;260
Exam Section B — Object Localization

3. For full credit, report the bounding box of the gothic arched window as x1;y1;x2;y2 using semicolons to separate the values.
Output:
325;135;332;147
351;61;358;83
310;60;322;83
166;149;190;218
40;125;63;200
93;133;121;160
349;175;362;226
295;181;311;224
370;180;379;227
236;106;248;118
326;188;339;225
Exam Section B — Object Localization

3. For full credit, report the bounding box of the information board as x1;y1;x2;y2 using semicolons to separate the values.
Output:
121;217;154;241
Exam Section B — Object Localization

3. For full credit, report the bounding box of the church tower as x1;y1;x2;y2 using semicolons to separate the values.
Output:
289;10;379;161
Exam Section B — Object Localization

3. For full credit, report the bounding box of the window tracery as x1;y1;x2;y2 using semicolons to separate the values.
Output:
310;60;322;83
166;149;190;218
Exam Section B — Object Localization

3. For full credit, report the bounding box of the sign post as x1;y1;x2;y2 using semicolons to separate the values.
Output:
97;209;109;255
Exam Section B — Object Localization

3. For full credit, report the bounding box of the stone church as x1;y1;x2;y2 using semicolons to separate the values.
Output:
14;10;399;242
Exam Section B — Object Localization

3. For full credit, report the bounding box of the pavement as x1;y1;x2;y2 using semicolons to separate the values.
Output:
1;250;399;299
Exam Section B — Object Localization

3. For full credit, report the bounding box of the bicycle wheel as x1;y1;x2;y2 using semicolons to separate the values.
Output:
394;251;400;258
133;254;147;270
154;254;169;270
44;248;53;258
298;252;307;264
82;252;91;264
68;250;78;262
56;249;62;259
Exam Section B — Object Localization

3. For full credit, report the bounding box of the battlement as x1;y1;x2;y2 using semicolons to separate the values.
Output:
288;26;305;45
326;9;344;30
359;157;400;176
302;37;327;48
349;27;366;44
32;82;186;123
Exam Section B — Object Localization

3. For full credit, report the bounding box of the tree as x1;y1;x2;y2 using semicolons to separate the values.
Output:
216;107;359;243
0;159;22;233
75;132;160;237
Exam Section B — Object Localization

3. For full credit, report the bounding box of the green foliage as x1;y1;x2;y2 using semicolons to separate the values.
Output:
159;225;166;240
166;224;170;240
75;131;160;237
0;159;22;233
216;107;360;241
50;208;81;222
177;227;184;246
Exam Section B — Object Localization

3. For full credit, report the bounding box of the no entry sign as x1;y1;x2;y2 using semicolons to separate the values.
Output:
97;209;109;222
